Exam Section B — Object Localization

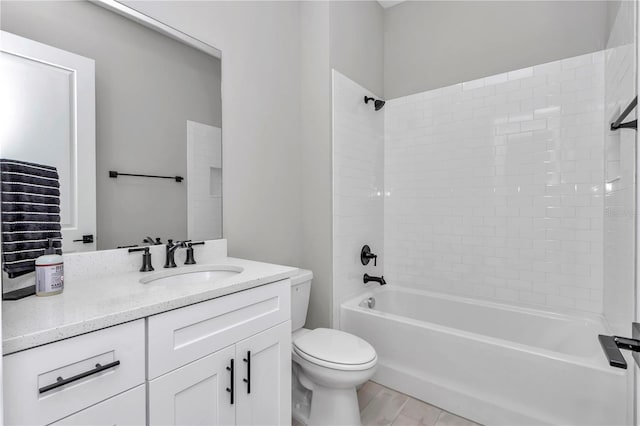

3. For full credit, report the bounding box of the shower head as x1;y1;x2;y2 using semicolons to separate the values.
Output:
364;96;386;111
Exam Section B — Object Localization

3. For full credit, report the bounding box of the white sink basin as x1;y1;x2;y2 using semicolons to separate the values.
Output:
140;265;244;285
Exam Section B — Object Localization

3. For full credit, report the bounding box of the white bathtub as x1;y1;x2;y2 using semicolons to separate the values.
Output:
341;286;628;426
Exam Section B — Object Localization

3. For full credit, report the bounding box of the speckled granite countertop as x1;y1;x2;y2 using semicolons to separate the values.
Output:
3;257;297;354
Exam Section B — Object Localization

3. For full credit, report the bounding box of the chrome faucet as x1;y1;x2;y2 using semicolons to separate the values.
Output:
164;239;189;268
363;273;386;286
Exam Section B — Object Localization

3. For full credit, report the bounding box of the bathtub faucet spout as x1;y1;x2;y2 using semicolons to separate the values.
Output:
363;273;386;286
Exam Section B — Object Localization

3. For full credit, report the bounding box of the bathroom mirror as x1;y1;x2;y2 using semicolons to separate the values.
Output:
0;0;222;254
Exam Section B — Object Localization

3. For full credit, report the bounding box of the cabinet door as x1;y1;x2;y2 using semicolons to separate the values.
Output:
149;345;235;426
50;385;145;426
236;321;291;426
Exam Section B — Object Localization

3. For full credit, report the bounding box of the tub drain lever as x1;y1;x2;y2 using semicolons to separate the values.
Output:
598;324;640;369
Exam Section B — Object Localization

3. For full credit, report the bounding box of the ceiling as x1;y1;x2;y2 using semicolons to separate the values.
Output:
377;1;407;9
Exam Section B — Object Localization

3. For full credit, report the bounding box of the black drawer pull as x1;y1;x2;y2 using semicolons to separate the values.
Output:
243;351;251;394
39;360;121;394
225;359;234;404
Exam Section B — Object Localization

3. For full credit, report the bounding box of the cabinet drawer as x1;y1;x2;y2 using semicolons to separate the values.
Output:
148;280;290;379
4;319;145;426
51;385;146;426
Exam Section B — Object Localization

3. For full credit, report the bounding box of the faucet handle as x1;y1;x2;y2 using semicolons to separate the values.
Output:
129;247;154;272
361;245;378;267
185;241;205;265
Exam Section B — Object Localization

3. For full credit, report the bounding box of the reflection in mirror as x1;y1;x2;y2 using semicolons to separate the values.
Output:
0;0;222;253
0;0;222;292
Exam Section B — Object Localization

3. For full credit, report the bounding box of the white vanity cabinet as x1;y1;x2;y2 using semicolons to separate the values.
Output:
3;319;146;425
147;280;291;426
3;279;292;426
148;322;291;426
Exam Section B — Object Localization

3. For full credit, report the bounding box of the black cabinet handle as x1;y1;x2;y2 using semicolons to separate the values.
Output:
226;359;234;404
39;360;120;394
243;351;251;394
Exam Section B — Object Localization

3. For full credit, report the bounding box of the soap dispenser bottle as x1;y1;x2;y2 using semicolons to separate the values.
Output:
35;239;64;296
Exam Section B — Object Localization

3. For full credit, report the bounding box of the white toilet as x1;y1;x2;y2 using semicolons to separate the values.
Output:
290;269;378;426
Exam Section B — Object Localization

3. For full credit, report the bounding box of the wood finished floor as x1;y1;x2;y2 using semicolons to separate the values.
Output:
293;380;482;426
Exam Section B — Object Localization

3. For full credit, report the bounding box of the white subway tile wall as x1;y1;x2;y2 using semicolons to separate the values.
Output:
332;70;385;326
603;0;636;335
384;52;606;313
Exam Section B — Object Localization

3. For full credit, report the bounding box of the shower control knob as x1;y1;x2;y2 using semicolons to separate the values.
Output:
361;245;378;266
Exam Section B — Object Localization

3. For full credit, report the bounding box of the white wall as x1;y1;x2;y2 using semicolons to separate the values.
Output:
300;1;384;328
385;52;605;313
124;1;303;267
384;1;610;99
330;1;384;97
128;1;384;329
300;1;332;329
603;0;636;336
332;71;384;327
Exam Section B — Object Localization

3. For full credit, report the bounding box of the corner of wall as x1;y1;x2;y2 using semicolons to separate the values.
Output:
300;1;333;329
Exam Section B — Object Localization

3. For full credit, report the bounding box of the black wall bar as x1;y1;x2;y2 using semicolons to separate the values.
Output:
611;96;637;131
109;170;183;183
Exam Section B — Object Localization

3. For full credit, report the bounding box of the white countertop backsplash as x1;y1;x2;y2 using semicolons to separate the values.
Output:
2;239;298;354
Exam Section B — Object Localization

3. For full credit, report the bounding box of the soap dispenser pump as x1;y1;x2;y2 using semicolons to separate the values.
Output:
35;239;64;296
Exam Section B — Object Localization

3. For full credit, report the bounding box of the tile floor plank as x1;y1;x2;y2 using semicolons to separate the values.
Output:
360;385;409;426
358;381;385;412
391;413;422;426
434;411;480;426
295;381;481;426
399;398;442;426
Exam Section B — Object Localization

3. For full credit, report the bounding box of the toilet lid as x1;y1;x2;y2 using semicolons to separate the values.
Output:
293;328;377;369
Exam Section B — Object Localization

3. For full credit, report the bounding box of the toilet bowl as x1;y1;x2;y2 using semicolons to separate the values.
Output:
290;270;378;426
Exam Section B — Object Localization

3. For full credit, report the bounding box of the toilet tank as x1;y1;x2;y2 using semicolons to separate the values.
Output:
290;269;313;332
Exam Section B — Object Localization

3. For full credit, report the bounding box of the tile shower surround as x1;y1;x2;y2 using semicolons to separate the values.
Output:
384;51;606;313
332;70;385;326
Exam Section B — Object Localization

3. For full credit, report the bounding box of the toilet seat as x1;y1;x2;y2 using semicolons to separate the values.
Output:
293;328;377;371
